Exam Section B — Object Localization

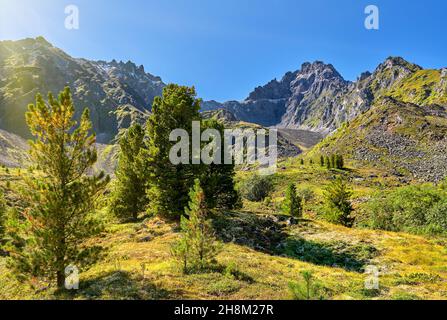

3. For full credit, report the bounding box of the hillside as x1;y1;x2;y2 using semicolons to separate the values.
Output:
0;129;29;168
202;109;323;158
1;162;446;300
310;66;447;182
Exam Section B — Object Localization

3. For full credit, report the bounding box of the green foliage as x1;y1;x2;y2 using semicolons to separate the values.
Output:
322;177;354;227
297;187;315;204
335;155;344;169
297;186;315;211
0;193;6;242
361;183;447;235
110;124;148;221
200;119;241;210
283;183;303;218
171;180;220;273
325;156;330;169
330;155;336;169
322;154;344;170
5;88;109;288
239;174;274;202
146;84;202;219
289;270;326;300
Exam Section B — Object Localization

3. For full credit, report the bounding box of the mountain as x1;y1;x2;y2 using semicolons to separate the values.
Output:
205;57;435;136
0;37;165;142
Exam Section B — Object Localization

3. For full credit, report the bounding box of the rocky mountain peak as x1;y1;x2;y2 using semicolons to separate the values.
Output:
358;71;372;82
300;61;343;79
374;56;422;77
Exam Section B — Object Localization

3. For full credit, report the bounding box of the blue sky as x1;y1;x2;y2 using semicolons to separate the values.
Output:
0;0;446;101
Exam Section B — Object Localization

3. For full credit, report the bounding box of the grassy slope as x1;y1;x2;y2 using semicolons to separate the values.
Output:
1;161;446;300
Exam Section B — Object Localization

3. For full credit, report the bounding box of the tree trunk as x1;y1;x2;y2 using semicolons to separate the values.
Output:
57;270;65;289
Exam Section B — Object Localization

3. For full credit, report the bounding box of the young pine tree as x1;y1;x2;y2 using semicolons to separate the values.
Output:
283;183;303;218
146;85;202;219
6;88;109;288
322;176;354;227
320;155;325;167
172;180;220;273
110;124;148;221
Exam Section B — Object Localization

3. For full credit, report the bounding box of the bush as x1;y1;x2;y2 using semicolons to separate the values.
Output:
297;186;315;208
239;175;274;202
361;184;447;235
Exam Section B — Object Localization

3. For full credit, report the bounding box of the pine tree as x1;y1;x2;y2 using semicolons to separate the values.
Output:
172;180;220;272
110;124;148;221
6;88;109;288
325;156;331;169
322;176;354;227
283;183;303;218
336;154;344;169
330;154;336;169
320;155;324;167
0;193;6;243
171;215;190;274
300;159;305;166
146;84;202;219
200;119;240;210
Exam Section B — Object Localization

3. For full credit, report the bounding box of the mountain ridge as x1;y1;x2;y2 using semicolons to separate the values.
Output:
0;37;165;142
206;56;444;136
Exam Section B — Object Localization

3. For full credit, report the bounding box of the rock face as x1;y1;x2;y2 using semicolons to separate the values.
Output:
0;37;165;142
206;57;431;136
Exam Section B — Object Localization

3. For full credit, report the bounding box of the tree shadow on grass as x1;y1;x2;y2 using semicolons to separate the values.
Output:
278;238;378;272
213;211;377;273
57;270;172;300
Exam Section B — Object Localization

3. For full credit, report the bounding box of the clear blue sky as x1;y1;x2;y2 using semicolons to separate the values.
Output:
0;0;446;101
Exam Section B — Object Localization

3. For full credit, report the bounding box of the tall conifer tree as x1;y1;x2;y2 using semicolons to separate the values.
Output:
6;88;109;288
146;84;201;219
110;123;148;221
